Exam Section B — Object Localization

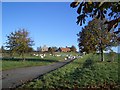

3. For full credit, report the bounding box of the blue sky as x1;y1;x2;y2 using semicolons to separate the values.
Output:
1;2;118;52
0;2;2;48
2;2;88;51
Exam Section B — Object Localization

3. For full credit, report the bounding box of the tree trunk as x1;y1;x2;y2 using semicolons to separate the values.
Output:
22;52;25;61
100;48;104;61
10;51;14;59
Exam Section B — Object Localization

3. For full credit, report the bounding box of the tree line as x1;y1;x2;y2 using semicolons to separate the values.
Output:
1;29;77;61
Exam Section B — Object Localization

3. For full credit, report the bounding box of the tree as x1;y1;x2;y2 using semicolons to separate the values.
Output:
70;1;120;36
70;45;77;52
52;46;58;52
77;28;97;54
28;47;34;52
6;29;34;60
77;18;117;61
48;47;55;55
37;46;42;53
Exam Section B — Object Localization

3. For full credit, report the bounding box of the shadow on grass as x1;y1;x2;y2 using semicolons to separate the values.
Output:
61;58;118;88
57;58;95;88
2;57;59;63
82;59;94;68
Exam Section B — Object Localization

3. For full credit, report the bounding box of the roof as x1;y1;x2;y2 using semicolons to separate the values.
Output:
59;47;71;52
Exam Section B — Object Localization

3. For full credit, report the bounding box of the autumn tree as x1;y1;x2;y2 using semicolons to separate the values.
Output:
70;1;120;39
77;18;117;61
70;45;77;52
77;27;97;54
48;47;55;55
52;47;58;52
6;29;34;60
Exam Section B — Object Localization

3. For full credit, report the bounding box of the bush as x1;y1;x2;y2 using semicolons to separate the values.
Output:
108;51;116;62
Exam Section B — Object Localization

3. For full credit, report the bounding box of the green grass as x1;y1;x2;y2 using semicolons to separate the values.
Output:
2;60;52;71
56;52;79;56
1;55;65;71
1;52;79;71
21;54;119;89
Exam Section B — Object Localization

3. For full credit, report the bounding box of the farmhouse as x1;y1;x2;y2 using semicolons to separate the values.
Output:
58;47;71;52
41;45;48;52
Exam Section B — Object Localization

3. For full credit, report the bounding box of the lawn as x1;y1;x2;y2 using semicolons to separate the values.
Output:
21;53;119;89
1;55;65;71
1;52;79;71
2;60;51;71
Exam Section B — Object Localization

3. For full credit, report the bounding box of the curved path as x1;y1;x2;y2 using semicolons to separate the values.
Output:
1;59;74;89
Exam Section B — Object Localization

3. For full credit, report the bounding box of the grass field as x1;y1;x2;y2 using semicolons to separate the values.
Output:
1;52;80;71
2;60;51;71
21;53;120;89
1;55;66;71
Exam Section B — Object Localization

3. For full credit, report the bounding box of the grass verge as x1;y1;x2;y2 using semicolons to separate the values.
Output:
21;54;119;89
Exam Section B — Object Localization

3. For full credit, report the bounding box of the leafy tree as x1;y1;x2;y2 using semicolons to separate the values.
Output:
6;29;34;60
28;47;34;53
48;47;55;55
70;1;120;37
70;45;77;52
77;18;117;61
52;46;58;52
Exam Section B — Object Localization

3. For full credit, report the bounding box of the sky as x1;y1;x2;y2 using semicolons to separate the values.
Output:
0;2;2;48
1;2;119;52
2;2;89;51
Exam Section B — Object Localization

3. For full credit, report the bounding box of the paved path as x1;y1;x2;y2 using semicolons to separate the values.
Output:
1;59;74;88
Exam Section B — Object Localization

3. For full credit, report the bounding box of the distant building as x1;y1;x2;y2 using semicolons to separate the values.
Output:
58;47;71;52
41;45;48;52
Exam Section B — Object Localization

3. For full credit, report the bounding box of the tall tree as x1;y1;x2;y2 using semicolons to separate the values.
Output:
70;1;120;38
77;18;117;61
70;45;77;52
6;29;34;60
